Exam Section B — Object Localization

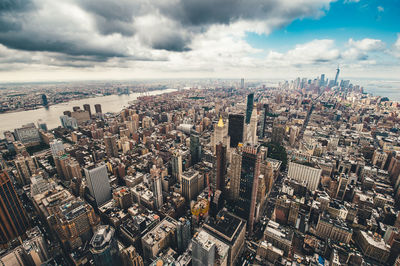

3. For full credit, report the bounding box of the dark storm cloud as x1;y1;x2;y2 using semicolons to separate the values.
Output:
76;0;141;36
0;0;333;68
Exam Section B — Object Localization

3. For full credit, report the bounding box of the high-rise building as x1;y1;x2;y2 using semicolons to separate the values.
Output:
84;165;112;207
83;104;92;117
289;126;299;146
190;130;201;166
228;148;242;200
334;66;340;86
171;150;183;183
14;123;41;146
90;225;119;266
215;143;226;192
176;217;191;253
260;104;269;138
120;245;144;266
181;169;200;202
336;174;349;201
210;116;230;154
141;216;178;260
60;115;78;129
240;78;244;89
14;154;37;185
237;146;260;234
50;139;64;157
271;125;285;144
41;94;48;106
150;165;163;210
244;104;258;145
192;231;216;266
71;110;90;125
0;171;30;247
320;74;325;86
203;209;246;265
245;93;254;124
288;161;322;191
104;133;119;158
95;104;102;114
228;114;244;148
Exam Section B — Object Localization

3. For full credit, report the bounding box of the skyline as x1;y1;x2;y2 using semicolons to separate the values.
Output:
0;0;399;82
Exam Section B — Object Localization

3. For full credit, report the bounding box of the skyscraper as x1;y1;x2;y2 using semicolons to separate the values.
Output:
150;165;163;210
171;150;183;183
240;78;244;89
176;217;191;253
228;114;244;148
84;165;112;207
245;93;254;124
90;225;119;266
334;66;340;86
41;94;48;106
190;130;201;166
271;125;285;144
320;74;325;86
104;133;118;158
228;148;242;201
210;116;230;154
237;146;260;234
95;104;102;114
215;143;226;192
260;104;269;138
192;231;216;266
0;171;30;247
50;139;64;157
83;104;92;117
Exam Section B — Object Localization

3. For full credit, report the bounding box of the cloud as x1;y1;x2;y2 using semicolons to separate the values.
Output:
266;39;340;66
342;38;385;60
393;34;400;58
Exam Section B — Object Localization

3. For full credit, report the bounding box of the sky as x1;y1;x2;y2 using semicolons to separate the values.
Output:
0;0;399;82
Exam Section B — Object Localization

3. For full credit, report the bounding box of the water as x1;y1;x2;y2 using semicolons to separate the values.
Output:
356;79;400;102
0;88;176;136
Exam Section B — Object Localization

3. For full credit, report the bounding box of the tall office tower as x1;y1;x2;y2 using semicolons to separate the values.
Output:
50;139;64;157
176;217;191;253
171;150;183;183
83;104;91;117
104;133;118;158
240;78;245;89
289;126;299;146
288;161;322;191
71;110;90;125
190;130;201;166
192;231;216;266
41;94;48;106
228;114;244;148
150;165;163;210
228;148;242;200
14;154;37;185
336;174;349;201
181;169;200;201
260;104;269;138
66;159;82;180
90;225;119;266
95;104;102;114
120;246;144;266
245;104;258;145
54;154;70;180
245;93;254;124
271;125;285;144
0;171;30;247
14;123;41;146
321;74;325;85
215;143;226;192
60;115;78;130
210;116;230;154
237;146;260;234
334;66;340;86
84;165;112;207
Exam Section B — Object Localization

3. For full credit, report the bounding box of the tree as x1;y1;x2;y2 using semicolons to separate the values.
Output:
264;142;288;171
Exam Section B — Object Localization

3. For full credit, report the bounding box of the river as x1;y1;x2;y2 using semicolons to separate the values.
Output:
0;88;177;136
